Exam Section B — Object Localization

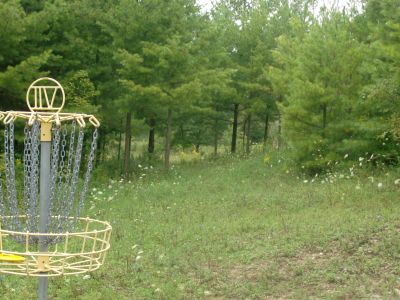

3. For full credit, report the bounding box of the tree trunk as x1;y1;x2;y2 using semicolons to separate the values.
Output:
276;113;282;149
322;103;327;131
148;119;155;154
124;111;132;181
117;120;122;161
102;133;106;162
164;108;172;170
246;113;251;155
213;119;218;156
242;115;247;153
231;103;239;154
117;131;122;161
263;113;269;151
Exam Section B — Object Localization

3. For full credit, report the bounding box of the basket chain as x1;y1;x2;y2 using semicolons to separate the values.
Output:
76;128;98;223
56;121;76;233
23;121;41;237
64;127;84;232
0;120;98;245
52;124;67;234
29;121;40;232
45;125;61;243
4;122;22;236
24;123;33;232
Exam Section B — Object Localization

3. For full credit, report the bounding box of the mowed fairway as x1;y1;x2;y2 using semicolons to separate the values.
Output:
2;154;400;299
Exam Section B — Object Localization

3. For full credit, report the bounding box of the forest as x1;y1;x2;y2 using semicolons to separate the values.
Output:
2;0;400;299
1;0;399;177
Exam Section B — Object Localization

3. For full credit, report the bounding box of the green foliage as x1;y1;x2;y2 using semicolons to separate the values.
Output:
0;0;399;171
269;5;400;172
0;51;51;110
0;0;51;110
3;154;400;299
0;0;26;67
364;0;400;146
63;70;99;114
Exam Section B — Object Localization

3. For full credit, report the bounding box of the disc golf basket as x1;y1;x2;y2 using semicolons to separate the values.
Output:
0;78;112;299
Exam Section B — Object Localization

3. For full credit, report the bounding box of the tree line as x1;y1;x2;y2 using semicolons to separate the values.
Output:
0;0;399;176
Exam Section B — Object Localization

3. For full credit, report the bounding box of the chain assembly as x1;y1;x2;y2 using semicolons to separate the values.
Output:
0;78;111;283
1;120;98;246
0;78;100;246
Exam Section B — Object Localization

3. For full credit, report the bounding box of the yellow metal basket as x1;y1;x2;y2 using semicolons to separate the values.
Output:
0;216;112;277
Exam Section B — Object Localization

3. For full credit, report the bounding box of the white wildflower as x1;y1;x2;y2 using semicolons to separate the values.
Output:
378;182;383;188
344;154;349;159
83;275;91;280
395;179;400;185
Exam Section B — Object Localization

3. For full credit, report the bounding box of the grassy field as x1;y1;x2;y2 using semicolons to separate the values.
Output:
2;152;400;299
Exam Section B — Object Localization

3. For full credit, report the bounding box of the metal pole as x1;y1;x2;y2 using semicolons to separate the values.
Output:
39;123;52;300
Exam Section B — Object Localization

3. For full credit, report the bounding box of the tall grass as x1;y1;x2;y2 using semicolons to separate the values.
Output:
1;152;400;299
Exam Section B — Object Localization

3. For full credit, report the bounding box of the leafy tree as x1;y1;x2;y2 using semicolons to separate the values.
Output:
63;70;99;113
270;11;367;171
358;0;400;164
0;0;51;110
113;0;204;170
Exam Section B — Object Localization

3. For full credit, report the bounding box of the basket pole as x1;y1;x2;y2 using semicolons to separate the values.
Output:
38;122;52;300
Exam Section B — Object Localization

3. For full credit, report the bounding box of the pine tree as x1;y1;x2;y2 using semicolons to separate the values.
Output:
270;11;366;171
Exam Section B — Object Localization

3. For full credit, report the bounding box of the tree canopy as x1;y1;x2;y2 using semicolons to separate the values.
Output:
0;0;398;174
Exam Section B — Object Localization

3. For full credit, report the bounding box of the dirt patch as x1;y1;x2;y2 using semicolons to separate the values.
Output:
228;260;270;282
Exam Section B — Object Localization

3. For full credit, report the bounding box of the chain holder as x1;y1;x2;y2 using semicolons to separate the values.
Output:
0;78;100;128
0;77;111;290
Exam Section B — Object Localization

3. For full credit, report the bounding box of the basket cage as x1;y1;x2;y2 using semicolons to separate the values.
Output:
0;216;111;276
0;78;112;277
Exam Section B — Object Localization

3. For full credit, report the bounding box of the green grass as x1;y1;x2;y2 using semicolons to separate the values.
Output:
2;153;400;299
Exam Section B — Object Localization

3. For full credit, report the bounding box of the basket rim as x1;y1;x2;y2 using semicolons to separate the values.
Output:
0;215;112;237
